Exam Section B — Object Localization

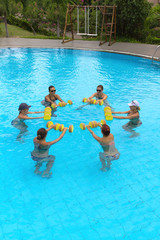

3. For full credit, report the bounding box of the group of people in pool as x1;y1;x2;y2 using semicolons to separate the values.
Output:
12;85;142;177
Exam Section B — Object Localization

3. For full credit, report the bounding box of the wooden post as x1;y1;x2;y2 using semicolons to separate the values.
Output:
99;7;105;46
62;5;69;43
114;6;116;42
70;12;74;40
0;16;9;37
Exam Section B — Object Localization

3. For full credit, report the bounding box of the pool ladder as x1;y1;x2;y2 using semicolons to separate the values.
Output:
152;45;160;63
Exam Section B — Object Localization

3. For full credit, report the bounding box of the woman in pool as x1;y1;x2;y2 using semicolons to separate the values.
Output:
11;103;44;141
112;100;142;137
87;85;111;107
41;85;66;109
87;85;107;103
86;123;120;171
31;125;67;178
12;103;44;122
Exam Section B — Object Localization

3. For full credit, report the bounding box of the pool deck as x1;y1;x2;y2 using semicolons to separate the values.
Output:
0;38;160;59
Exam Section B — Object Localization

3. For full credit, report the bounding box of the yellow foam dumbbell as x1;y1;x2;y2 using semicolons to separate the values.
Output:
100;119;106;125
69;125;74;133
80;123;86;130
44;107;51;120
99;100;104;106
46;121;54;128
67;100;73;105
105;115;113;121
51;104;57;109
89;121;98;128
104;106;111;112
90;99;96;104
53;123;61;130
59;124;64;132
82;98;87;103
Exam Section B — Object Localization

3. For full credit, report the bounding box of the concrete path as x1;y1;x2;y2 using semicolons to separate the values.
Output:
0;38;160;59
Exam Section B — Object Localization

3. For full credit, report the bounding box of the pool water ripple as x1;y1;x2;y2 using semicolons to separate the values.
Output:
0;48;160;240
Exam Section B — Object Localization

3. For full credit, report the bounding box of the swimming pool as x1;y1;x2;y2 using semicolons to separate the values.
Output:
0;48;160;240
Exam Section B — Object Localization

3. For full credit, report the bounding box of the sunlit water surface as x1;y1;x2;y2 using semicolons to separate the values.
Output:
0;48;160;240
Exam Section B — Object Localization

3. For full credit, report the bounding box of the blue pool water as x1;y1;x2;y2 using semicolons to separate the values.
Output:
0;48;160;240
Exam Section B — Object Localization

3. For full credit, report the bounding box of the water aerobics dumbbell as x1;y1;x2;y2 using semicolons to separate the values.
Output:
104;106;113;121
51;100;73;109
44;107;52;120
82;98;103;106
80;119;106;130
46;121;74;133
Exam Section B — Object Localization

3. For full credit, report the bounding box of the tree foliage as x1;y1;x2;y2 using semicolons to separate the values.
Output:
0;0;156;41
114;0;151;39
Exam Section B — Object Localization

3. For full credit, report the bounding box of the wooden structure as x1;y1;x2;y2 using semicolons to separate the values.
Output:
99;6;116;46
62;5;116;46
0;16;9;37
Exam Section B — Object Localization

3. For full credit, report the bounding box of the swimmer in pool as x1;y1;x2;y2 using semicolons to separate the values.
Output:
112;100;142;138
31;125;67;178
87;85;111;107
86;124;120;171
41;85;66;116
11;103;44;142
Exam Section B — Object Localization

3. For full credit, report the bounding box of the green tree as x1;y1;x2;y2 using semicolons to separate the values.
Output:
45;0;74;37
0;0;9;15
0;0;9;37
146;4;160;29
114;0;151;39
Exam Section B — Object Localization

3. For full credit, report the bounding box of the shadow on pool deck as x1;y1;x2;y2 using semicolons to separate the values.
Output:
0;38;160;60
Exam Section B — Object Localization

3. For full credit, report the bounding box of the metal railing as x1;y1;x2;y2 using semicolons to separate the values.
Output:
152;45;160;62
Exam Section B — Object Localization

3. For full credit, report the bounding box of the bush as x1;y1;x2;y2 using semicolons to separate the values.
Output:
114;0;151;39
145;5;160;29
7;15;54;36
146;35;160;44
7;15;33;31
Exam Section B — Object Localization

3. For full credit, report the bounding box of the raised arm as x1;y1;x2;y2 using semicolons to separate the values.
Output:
113;112;139;119
20;116;44;120
56;95;65;103
87;93;96;102
46;124;55;132
28;111;44;114
102;93;107;101
86;125;101;142
112;110;130;114
46;127;68;146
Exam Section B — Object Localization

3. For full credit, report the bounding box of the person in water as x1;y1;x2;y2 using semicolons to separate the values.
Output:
112;100;142;138
31;125;67;178
86;123;120;171
11;103;44;141
41;85;66;116
87;85;107;104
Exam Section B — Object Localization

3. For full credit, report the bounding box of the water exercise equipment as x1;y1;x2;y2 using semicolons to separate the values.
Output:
100;119;106;125
51;100;73;109
104;107;113;120
104;106;111;111
82;98;103;105
55;123;74;132
99;100;104;105
44;107;51;120
80;120;106;130
82;98;87;103
46;121;54;128
90;99;96;104
47;121;74;133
